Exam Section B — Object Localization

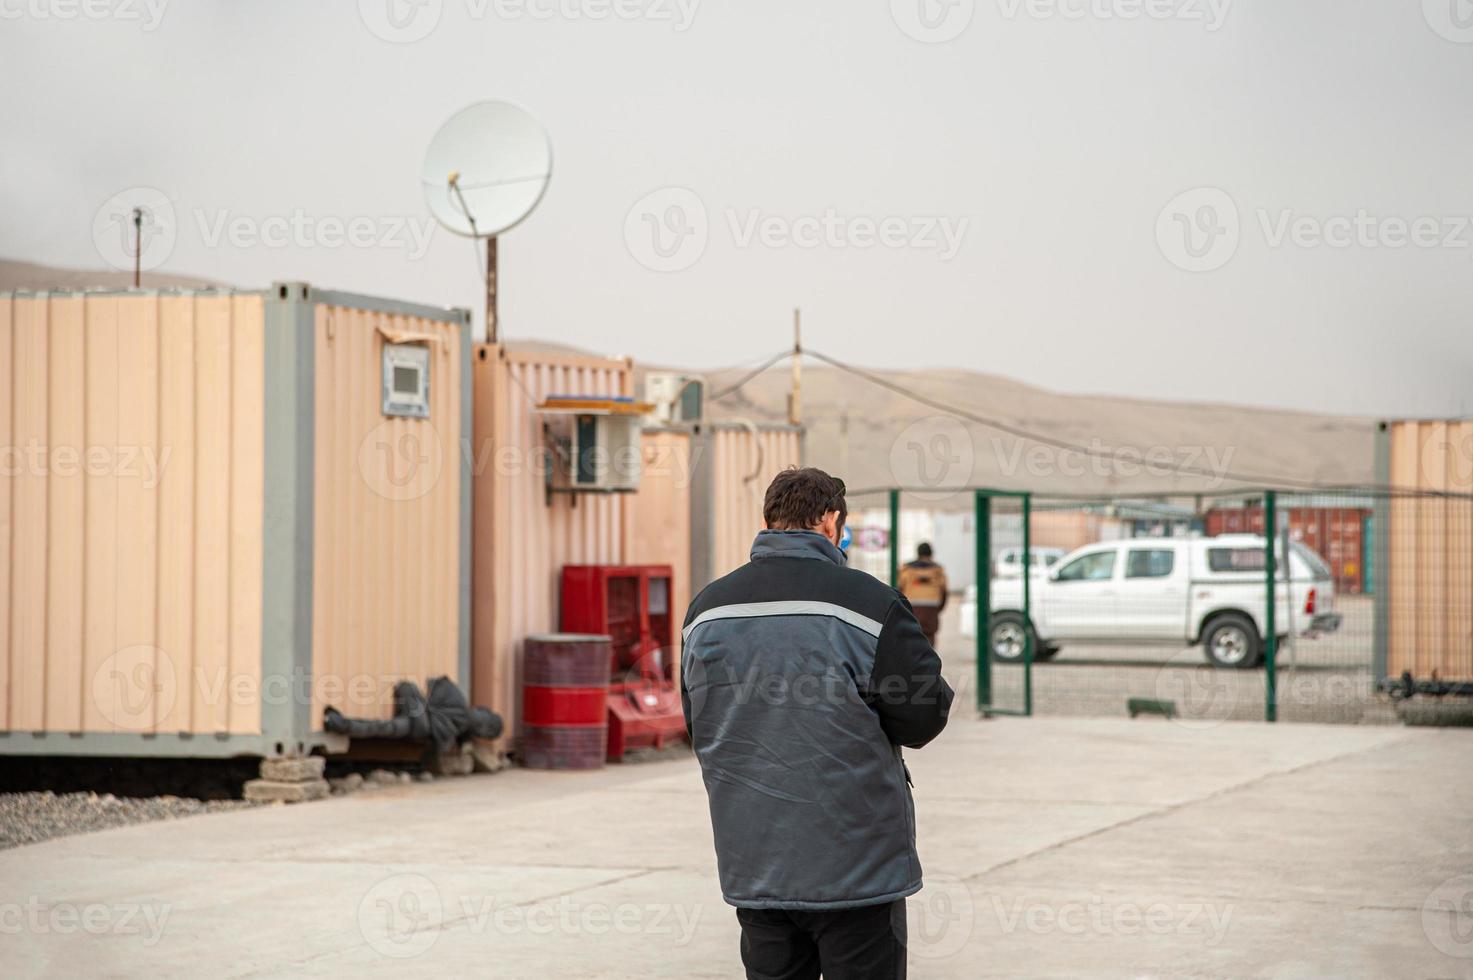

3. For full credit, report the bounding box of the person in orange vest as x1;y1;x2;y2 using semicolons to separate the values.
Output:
898;543;948;646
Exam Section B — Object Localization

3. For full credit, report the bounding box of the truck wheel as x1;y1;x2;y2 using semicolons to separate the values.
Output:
989;613;1035;664
1202;613;1262;669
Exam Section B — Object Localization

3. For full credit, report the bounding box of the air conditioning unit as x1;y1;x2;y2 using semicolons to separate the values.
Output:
644;373;704;425
539;396;651;496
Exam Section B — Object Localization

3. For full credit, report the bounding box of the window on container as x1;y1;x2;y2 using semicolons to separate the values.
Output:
393;364;420;395
1126;549;1175;578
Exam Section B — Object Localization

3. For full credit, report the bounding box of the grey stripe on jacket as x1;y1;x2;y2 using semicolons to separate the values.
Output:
680;529;954;910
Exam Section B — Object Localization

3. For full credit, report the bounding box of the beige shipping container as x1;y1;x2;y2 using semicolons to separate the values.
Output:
1379;419;1473;682
0;283;472;758
470;355;799;754
471;345;634;751
690;422;804;591
628;428;694;645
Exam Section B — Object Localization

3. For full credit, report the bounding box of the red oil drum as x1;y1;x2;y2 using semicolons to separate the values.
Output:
521;633;612;770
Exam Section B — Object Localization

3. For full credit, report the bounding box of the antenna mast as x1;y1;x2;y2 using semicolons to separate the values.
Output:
788;307;802;426
485;236;499;344
132;207;142;289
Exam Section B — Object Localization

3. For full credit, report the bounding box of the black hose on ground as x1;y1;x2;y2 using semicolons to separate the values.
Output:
323;676;504;750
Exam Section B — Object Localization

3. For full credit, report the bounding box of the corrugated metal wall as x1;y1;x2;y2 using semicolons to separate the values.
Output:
0;292;264;735
1387;419;1473;680
708;425;804;580
310;302;464;726
628;429;692;661
472;346;633;749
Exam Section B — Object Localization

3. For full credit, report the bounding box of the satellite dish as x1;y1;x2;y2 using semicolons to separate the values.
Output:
421;101;552;238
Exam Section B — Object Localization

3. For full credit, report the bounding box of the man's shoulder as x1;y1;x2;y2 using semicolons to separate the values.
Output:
684;559;899;626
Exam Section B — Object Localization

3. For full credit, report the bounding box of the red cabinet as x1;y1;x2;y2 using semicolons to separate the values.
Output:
560;565;686;759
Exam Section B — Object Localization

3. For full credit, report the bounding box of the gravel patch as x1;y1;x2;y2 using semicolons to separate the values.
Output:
0;791;258;851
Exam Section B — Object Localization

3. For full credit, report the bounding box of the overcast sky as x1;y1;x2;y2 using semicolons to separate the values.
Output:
3;0;1470;417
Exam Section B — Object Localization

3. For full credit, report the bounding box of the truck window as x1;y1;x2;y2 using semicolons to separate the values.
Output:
1056;551;1116;582
1207;548;1264;572
1126;549;1175;578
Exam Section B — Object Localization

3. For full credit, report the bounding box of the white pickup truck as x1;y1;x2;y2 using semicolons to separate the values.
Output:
959;535;1343;668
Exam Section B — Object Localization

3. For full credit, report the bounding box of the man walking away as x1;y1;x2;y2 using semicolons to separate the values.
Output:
681;467;954;980
898;543;947;647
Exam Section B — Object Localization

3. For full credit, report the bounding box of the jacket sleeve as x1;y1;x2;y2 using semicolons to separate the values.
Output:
937;565;949;612
866;596;954;748
680;662;693;737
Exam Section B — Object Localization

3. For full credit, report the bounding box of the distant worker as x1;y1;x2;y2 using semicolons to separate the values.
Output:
898;543;947;646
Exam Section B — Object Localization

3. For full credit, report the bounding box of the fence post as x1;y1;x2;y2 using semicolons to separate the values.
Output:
1022;491;1033;718
1264;490;1278;723
888;488;900;588
1371;424;1391;681
975;491;990;713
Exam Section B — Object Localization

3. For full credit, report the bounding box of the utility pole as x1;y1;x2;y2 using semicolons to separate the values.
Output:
788;307;802;426
132;207;142;289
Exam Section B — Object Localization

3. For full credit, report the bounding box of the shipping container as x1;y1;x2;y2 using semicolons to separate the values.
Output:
688;422;804;591
0;284;472;758
1379;419;1473;682
470;345;634;754
472;357;799;759
1204;506;1370;594
628;427;693;644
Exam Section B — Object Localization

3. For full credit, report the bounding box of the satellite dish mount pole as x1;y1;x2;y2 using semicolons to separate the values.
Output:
485;235;499;344
430;102;552;346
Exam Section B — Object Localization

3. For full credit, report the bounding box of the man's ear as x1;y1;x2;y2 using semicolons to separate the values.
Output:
815;510;840;544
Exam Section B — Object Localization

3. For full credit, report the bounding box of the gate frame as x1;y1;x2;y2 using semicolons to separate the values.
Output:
974;489;1032;717
882;487;1033;717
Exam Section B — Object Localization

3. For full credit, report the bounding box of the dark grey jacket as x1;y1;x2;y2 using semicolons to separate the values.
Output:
680;530;954;910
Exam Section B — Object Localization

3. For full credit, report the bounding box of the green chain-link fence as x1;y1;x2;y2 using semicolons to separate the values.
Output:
870;485;1473;725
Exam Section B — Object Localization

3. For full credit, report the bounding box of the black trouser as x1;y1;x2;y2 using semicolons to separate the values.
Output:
736;899;906;980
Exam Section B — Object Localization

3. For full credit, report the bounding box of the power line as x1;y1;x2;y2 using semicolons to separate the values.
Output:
707;350;792;402
802;347;1397;494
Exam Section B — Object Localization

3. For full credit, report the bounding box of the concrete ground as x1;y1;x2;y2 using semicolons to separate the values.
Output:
3;709;1471;979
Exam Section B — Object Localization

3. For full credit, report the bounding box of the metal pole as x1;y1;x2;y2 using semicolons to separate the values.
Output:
1371;424;1391;682
976;491;991;713
132;207;142;289
1021;492;1033;717
485;235;499;343
789;308;802;426
888;488;900;589
1264;490;1278;723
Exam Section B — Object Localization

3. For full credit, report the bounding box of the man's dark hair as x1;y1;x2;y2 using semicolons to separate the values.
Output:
917;542;933;559
763;467;847;532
